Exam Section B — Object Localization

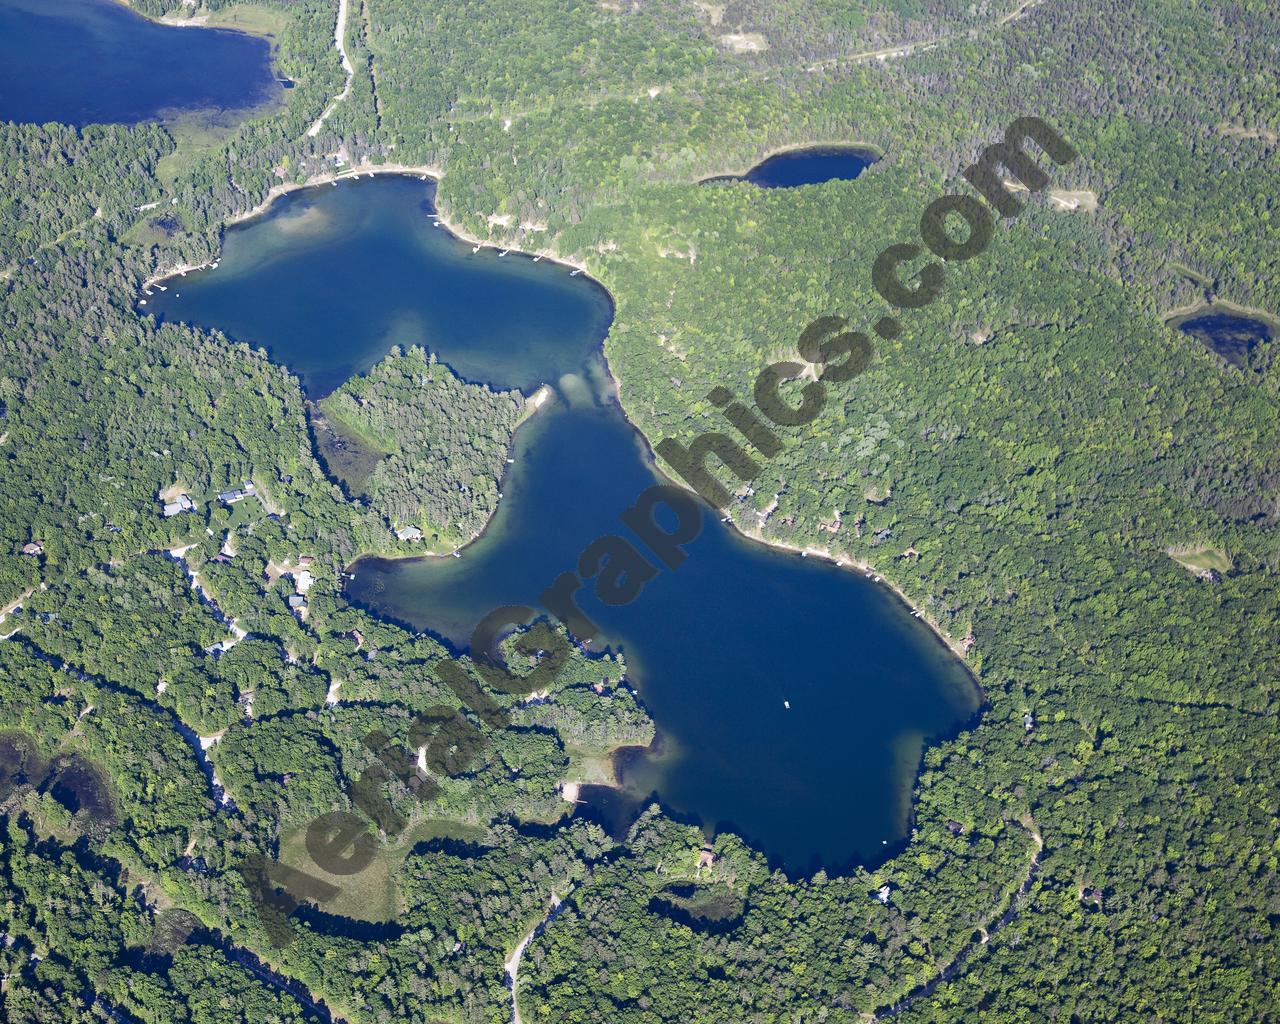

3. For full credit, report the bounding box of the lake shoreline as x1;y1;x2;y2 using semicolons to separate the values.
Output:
114;0;280;39
144;164;594;291
145;167;979;690
1161;296;1280;332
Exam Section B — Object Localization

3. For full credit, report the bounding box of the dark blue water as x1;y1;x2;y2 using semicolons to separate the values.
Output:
0;0;279;127
148;178;611;397
704;146;878;188
146;175;979;874
1175;307;1272;370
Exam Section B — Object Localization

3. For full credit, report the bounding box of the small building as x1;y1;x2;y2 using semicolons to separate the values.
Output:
1023;711;1035;732
875;884;892;905
294;570;315;594
218;489;246;505
20;541;43;557
696;845;716;872
395;525;423;542
287;594;306;609
298;555;314;568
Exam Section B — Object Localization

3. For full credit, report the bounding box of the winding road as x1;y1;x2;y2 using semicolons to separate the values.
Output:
307;0;355;138
505;892;567;1024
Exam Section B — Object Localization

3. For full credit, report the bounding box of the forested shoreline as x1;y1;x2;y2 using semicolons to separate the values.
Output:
2;0;1279;1021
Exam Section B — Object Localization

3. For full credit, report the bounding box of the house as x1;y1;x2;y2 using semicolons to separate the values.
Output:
1023;711;1035;732
696;845;716;872
20;541;43;557
876;884;892;905
298;555;314;568
218;489;246;505
395;525;423;542
161;493;195;517
294;570;314;594
287;594;306;609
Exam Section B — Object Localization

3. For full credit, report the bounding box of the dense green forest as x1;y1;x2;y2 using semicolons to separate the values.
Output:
318;346;525;550
2;0;1279;1020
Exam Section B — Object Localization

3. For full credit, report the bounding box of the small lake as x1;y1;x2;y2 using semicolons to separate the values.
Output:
1171;305;1273;370
145;175;979;873
702;145;878;188
0;0;279;127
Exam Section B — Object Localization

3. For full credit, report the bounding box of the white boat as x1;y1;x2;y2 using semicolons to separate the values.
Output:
533;255;542;262
499;249;510;256
472;245;481;253
783;700;790;709
139;299;147;305
570;269;582;276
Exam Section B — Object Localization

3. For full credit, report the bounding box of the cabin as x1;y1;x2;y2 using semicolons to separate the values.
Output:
20;541;43;557
875;884;892;905
696;845;716;872
1023;711;1035;732
395;525;423;542
287;594;307;612
294;570;315;594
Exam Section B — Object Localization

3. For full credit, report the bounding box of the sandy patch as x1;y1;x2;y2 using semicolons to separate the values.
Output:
718;32;769;53
694;2;725;26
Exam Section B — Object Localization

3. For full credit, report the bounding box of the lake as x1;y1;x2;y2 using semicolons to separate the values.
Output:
1171;304;1273;370
0;0;279;127
702;145;878;188
146;174;979;874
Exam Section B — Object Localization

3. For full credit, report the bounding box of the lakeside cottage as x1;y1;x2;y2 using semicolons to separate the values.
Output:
395;525;423;542
20;541;43;557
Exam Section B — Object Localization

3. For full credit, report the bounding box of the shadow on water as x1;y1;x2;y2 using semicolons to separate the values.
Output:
143;174;982;877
